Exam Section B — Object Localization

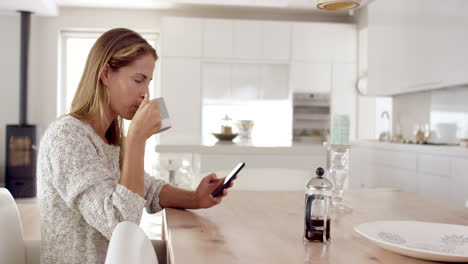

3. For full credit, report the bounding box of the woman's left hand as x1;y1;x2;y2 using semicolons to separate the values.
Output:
194;173;235;209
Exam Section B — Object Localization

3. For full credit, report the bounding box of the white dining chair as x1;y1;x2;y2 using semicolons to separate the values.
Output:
0;187;40;264
105;221;160;264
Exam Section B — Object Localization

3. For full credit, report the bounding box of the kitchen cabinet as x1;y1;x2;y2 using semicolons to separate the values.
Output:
418;154;451;178
201;63;231;100
418;172;450;201
202;19;291;60
290;62;331;93
292;23;334;63
161;17;203;57
331;24;357;63
160;16;356;146
350;142;468;208
260;64;289;100
262;21;291;60
160;58;201;144
201;62;289;101
363;0;468;96
231;64;261;100
451;158;468;207
350;147;419;192
199;153;324;173
156;144;326;191
292;23;355;63
203;19;233;58
233;20;262;59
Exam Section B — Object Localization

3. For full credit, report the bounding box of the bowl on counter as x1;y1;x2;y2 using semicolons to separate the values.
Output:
212;133;238;142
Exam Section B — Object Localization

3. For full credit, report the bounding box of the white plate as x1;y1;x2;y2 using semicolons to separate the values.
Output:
355;221;468;262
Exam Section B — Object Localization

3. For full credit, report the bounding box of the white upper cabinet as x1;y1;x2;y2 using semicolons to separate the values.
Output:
233;20;262;59
201;62;290;101
231;64;261;100
364;0;468;96
160;58;201;144
260;64;290;99
203;19;291;60
202;63;231;100
292;23;333;62
262;22;291;60
331;24;357;63
290;62;331;93
161;17;203;57
292;23;355;63
203;19;233;58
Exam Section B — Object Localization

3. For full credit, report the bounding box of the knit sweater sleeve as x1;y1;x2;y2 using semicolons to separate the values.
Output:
143;173;167;214
47;123;146;240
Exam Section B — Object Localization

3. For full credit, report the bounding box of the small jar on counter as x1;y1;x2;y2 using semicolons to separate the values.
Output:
221;114;233;135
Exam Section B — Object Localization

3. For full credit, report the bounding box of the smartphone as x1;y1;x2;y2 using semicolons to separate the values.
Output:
212;162;245;197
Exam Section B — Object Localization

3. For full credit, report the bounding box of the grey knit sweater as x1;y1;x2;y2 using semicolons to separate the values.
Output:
37;116;167;264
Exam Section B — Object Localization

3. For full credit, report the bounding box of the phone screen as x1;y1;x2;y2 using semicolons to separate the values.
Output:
212;162;245;197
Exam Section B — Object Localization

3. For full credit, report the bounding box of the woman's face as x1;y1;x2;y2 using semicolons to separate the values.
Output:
102;53;156;120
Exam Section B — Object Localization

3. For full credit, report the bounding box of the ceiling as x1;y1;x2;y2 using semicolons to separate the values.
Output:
0;0;371;16
56;0;370;12
0;0;58;16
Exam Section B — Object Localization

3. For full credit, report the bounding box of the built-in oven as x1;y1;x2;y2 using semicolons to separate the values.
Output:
292;93;330;143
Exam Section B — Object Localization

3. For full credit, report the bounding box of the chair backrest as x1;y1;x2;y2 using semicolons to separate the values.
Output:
201;168;313;191
105;221;158;264
0;187;26;264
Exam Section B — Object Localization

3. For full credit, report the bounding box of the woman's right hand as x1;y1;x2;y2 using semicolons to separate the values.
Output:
128;93;162;141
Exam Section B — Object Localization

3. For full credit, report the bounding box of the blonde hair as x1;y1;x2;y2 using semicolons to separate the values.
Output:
67;28;157;148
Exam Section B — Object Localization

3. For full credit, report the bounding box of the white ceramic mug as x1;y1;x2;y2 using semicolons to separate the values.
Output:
150;97;171;134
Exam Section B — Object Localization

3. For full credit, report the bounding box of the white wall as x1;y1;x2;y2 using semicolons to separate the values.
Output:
0;6;351;185
0;13;20;186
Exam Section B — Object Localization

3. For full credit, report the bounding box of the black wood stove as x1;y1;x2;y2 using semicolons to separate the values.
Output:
5;11;37;198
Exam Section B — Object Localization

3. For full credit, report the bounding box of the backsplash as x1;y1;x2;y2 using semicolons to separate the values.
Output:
431;86;468;142
392;85;468;142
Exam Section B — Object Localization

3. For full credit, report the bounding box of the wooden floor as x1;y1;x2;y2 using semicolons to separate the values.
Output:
15;198;163;241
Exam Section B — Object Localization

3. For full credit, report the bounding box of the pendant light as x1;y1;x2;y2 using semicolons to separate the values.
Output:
316;0;361;10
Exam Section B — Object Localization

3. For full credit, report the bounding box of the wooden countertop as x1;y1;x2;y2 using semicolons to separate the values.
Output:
162;189;468;264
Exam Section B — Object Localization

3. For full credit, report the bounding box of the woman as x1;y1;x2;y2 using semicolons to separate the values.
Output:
37;28;233;264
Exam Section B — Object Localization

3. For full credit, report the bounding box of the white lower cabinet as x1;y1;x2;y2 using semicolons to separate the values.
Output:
197;153;326;191
451;158;468;207
351;144;467;208
418;173;450;202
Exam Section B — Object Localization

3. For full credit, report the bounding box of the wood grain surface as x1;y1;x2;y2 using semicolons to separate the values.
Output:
163;189;468;264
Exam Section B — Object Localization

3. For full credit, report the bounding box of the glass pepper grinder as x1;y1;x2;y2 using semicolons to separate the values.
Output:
221;114;233;135
304;167;333;243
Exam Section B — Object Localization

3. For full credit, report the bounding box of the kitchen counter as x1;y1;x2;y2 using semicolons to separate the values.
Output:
155;141;326;155
354;140;468;158
161;189;468;264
